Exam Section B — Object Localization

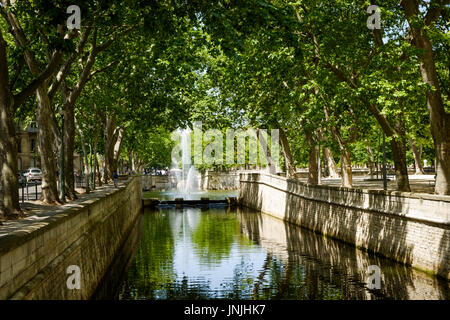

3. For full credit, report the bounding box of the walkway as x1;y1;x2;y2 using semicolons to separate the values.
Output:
310;175;436;193
0;181;125;236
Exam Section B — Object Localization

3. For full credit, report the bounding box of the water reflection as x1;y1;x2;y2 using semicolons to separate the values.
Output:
117;206;449;300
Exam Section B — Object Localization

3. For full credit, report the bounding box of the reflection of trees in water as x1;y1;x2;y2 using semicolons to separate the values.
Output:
191;209;239;266
164;276;213;300
119;209;175;299
237;208;449;300
252;253;273;298
118;207;448;300
220;256;258;299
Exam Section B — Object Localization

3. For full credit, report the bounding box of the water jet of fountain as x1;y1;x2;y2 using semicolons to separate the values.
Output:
172;128;199;197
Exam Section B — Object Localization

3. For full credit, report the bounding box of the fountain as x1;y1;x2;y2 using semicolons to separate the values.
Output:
171;128;200;198
184;166;199;193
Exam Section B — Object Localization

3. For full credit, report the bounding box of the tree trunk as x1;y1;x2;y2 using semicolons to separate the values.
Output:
390;138;411;192
127;148;135;173
75;118;90;194
308;146;319;184
410;139;425;175
36;85;60;204
0;88;21;217
104;116;116;183
92;128;100;190
278;127;296;179
367;146;376;178
323;147;340;178
340;149;353;188
256;128;277;174
304;129;319;184
113;127;125;176
82;146;90;194
95;154;102;187
63;98;77;199
0;30;22;217
402;0;450;195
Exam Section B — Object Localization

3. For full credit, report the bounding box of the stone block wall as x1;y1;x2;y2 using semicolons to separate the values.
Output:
201;171;240;190
141;175;175;191
238;210;448;299
0;177;142;299
239;173;450;279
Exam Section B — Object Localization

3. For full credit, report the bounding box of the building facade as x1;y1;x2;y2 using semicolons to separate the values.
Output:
17;122;82;173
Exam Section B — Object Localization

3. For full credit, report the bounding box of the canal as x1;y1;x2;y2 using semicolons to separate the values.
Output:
99;191;449;300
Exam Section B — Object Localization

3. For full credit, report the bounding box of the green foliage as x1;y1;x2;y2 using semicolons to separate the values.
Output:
3;0;447;181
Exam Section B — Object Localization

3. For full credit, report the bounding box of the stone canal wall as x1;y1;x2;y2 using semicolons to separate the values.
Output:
141;174;175;191
0;177;142;299
201;171;240;190
140;171;241;191
239;172;450;279
238;210;448;299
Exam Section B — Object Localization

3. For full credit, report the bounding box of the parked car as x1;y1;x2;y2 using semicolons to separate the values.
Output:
23;168;42;182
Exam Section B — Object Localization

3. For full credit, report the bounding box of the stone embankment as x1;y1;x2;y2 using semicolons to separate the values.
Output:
239;172;449;279
0;177;142;299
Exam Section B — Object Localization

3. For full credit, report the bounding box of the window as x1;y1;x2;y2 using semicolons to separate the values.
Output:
18;139;22;153
31;139;35;152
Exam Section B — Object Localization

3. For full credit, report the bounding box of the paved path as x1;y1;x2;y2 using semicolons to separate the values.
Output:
301;174;436;194
1;182;123;231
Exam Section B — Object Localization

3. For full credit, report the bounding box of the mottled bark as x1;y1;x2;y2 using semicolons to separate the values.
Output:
95;154;102;187
104;115;125;182
92;128;100;189
0;22;61;214
340;150;352;188
113;128;125;172
308;145;319;185
128;148;136;173
402;0;450;195
278;127;296;179
323;147;340;178
305;129;319;184
322;103;355;188
256;128;277;175
0;34;21;216
104;116;115;182
36;85;61;204
390;138;411;192
410;139;425;175
367;146;376;178
62;86;77;199
3;10;63;204
75;117;90;193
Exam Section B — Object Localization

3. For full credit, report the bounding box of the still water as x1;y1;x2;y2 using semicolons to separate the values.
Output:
110;193;449;300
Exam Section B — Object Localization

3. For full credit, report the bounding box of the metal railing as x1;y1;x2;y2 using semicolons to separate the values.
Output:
19;181;41;203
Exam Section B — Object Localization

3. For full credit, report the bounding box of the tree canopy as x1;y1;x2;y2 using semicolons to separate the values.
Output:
1;0;449;217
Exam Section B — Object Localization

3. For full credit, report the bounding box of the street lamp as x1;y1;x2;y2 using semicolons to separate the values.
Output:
382;132;387;191
89;125;94;189
318;129;322;185
59;109;65;202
